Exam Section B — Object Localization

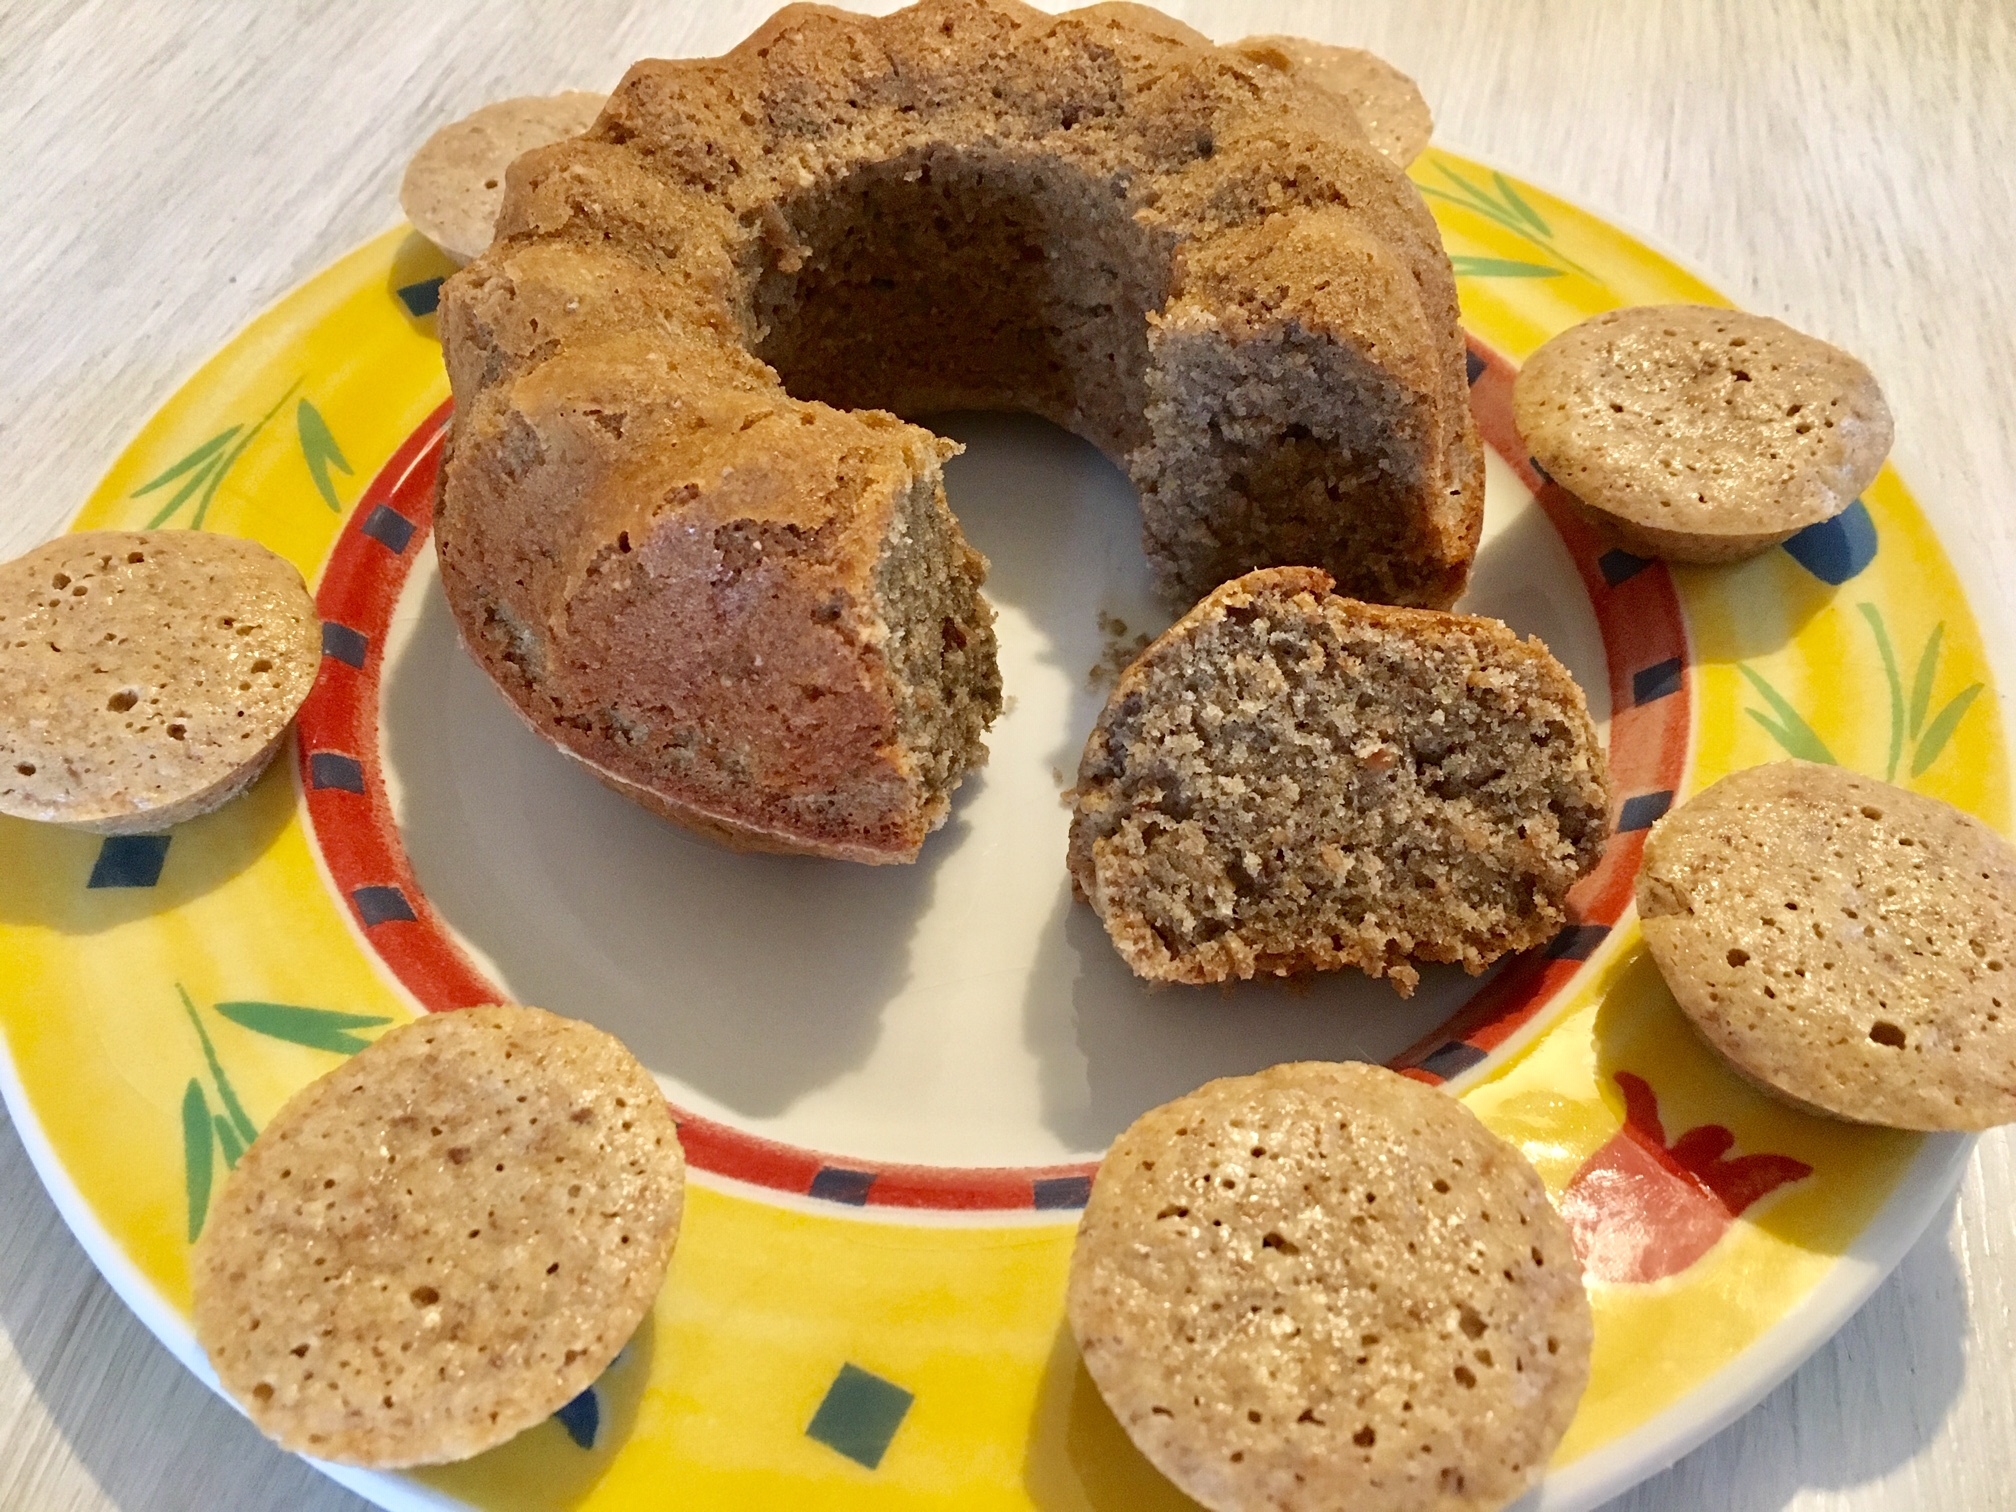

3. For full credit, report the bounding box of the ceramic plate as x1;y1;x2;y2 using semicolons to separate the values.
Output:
0;149;2002;1512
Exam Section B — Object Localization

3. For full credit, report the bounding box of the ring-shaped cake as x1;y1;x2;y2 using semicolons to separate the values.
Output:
436;0;1484;862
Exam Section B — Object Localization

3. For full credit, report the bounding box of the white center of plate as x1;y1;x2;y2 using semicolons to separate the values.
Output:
378;417;1607;1167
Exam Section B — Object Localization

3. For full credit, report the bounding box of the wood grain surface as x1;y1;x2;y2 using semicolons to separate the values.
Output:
2;1;2012;1507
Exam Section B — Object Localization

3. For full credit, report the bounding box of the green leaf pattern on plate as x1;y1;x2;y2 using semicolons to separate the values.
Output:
1739;665;1837;764
129;426;241;527
1857;603;1907;781
214;999;391;1055
1740;604;1982;782
179;985;256;1146
180;1080;213;1244
1909;622;1946;739
1913;684;1983;778
1417;162;1598;281
130;377;346;528
212;1113;245;1169
296;398;353;512
1448;256;1562;279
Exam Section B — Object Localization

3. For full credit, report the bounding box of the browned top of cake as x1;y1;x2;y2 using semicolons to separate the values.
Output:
1513;305;1892;562
450;0;1474;566
1640;761;2016;1131
1069;1061;1592;1512
192;1005;685;1467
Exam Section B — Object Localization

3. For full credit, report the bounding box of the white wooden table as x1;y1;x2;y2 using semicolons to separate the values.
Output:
2;1;2012;1506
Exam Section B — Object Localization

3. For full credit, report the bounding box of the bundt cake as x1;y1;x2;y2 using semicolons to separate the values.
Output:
436;0;1483;862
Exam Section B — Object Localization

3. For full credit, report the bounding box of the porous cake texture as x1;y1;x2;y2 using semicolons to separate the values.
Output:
1639;761;2016;1131
1513;305;1893;563
1232;35;1432;165
436;0;1481;862
1068;1061;1593;1512
0;530;320;832
400;93;608;265
1069;568;1610;993
192;1005;685;1468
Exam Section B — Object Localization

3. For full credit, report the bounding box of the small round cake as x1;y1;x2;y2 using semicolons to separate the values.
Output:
1638;761;2016;1130
436;0;1483;863
0;530;320;832
400;92;607;264
1068;567;1611;993
1513;305;1892;563
191;1005;685;1468
1231;36;1433;165
1068;1061;1593;1512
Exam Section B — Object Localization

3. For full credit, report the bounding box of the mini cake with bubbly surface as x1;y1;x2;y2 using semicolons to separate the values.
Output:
435;0;1482;862
1069;567;1611;993
1231;35;1432;164
1513;305;1893;563
1639;761;2016;1131
400;92;608;264
192;1005;685;1468
0;530;320;832
1068;1061;1593;1512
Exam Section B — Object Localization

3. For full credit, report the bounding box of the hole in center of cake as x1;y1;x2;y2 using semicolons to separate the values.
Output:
753;143;1166;466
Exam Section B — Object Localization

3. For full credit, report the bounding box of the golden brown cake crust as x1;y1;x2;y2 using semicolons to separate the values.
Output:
191;1006;685;1468
1232;35;1433;165
0;530;320;833
437;0;1481;862
1639;761;2016;1131
1513;305;1893;563
1068;1061;1592;1512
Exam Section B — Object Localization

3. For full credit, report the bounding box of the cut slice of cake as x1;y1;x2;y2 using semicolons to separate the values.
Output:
1068;567;1611;993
